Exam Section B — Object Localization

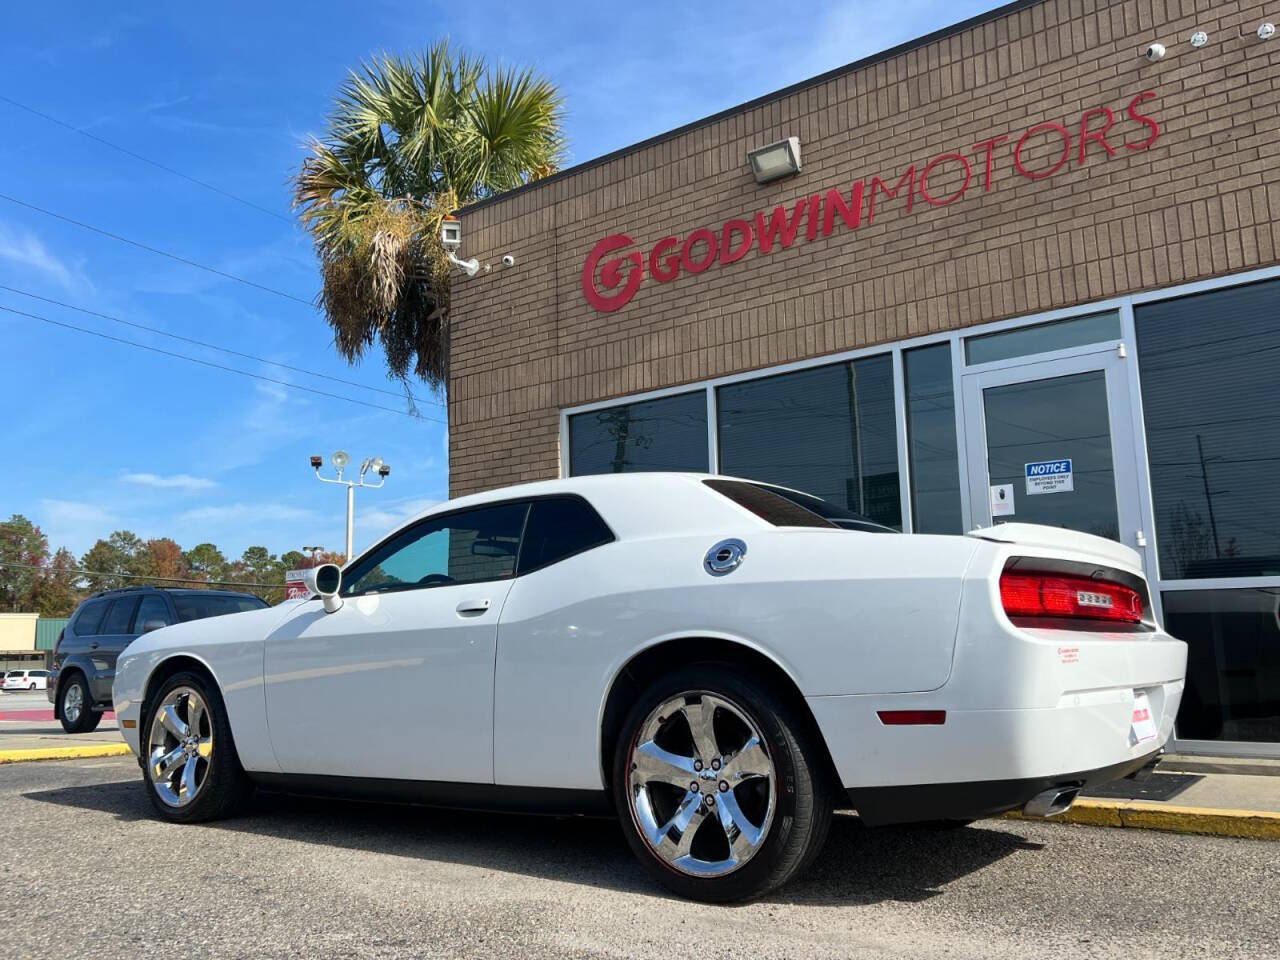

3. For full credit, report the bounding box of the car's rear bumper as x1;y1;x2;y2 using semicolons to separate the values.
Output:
846;748;1160;825
809;671;1184;821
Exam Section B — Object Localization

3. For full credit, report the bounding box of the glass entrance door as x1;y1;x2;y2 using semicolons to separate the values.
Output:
962;349;1145;557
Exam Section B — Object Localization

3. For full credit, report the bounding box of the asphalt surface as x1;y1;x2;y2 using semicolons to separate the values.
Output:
4;757;1278;959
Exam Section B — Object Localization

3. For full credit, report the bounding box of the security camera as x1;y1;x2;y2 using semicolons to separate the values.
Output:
501;254;515;267
377;464;391;478
1144;42;1166;61
1260;23;1276;40
441;218;461;249
309;455;322;469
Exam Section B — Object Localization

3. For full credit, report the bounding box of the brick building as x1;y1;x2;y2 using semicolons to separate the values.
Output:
448;0;1280;757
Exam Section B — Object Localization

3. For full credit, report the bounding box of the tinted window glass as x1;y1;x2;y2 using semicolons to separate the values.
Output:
100;598;138;635
965;311;1121;364
73;600;108;636
517;498;613;574
569;392;708;475
1136;280;1280;579
31;671;49;677
1163;588;1280;743
904;343;963;534
173;594;267;622
704;479;835;528
716;354;902;529
756;483;895;532
342;502;529;596
135;595;172;630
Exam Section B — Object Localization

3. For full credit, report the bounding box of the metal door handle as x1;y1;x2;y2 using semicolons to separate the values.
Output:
89;641;99;650
456;599;491;615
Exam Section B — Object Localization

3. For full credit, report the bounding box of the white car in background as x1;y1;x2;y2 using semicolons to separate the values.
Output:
113;473;1186;902
4;669;50;691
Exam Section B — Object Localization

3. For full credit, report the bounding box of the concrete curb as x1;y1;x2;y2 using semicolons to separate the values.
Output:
0;743;132;765
1004;796;1280;840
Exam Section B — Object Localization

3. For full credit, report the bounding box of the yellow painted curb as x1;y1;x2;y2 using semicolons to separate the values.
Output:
1004;796;1280;840
0;743;132;764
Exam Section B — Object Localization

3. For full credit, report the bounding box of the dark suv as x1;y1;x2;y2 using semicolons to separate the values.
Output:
49;587;268;733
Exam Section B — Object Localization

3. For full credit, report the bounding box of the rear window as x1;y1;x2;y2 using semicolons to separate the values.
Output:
701;481;860;535
173;595;267;622
73;600;108;635
6;671;24;678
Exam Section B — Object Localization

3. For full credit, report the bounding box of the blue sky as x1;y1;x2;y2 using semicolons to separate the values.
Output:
0;0;1004;563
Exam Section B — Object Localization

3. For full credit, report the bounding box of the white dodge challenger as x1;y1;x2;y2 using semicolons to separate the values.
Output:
114;473;1186;901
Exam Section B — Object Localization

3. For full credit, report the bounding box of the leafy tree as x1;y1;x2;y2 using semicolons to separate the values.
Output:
184;543;227;587
280;550;306;572
80;531;144;593
0;514;49;611
293;40;563;391
31;547;80;617
144;538;189;582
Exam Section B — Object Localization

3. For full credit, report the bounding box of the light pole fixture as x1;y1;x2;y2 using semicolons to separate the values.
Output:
309;450;391;562
748;136;802;184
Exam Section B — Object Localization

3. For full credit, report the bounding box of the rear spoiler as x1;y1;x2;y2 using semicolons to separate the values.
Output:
966;523;1142;573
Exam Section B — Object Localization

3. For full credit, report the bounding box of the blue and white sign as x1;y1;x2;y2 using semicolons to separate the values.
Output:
1025;458;1073;495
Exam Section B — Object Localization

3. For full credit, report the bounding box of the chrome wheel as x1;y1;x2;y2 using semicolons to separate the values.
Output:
147;686;212;808
626;691;776;878
63;682;83;724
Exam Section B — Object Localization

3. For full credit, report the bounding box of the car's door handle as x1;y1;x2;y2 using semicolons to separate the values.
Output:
89;641;99;650
456;599;491;615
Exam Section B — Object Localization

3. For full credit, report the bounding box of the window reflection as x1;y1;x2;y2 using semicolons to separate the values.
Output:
716;355;901;529
905;344;963;534
1163;588;1280;743
568;392;708;475
1137;280;1280;579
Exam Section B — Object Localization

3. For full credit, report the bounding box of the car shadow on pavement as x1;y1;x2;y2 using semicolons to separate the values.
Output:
25;778;1041;906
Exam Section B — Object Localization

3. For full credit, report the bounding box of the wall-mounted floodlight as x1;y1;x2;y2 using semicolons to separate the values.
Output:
748;136;802;184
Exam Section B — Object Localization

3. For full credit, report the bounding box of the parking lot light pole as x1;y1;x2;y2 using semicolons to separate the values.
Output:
309;451;391;561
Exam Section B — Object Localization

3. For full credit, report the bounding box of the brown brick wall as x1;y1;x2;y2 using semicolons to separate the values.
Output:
449;0;1280;497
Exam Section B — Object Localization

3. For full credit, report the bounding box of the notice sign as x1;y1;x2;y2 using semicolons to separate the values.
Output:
1025;459;1073;495
1130;692;1158;745
990;483;1015;517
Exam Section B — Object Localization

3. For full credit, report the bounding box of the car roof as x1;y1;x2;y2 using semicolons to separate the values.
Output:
82;586;265;602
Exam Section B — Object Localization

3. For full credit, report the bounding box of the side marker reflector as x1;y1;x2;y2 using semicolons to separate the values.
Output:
121;719;136;729
877;710;946;725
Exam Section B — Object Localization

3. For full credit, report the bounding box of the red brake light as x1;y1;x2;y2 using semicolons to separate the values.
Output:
1000;571;1143;624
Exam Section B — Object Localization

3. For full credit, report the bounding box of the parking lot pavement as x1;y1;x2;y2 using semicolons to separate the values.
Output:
5;757;1279;960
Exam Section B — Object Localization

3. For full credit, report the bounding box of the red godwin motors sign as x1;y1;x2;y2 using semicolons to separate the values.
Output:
581;92;1161;312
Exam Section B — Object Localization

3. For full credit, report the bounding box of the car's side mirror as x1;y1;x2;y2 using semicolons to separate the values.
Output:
303;563;344;613
140;619;168;634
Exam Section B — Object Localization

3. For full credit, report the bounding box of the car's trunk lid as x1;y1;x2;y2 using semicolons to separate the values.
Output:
966;523;1142;572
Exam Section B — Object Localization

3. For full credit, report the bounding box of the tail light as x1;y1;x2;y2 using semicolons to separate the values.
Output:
1000;571;1143;624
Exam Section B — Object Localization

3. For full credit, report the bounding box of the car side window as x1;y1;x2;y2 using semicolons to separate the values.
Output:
73;600;108;636
101;597;139;635
342;501;530;596
516;497;614;574
134;595;172;630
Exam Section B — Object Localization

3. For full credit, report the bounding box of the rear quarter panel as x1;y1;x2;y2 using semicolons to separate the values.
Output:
493;529;978;789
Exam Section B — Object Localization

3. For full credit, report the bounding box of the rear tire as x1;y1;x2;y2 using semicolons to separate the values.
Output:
142;671;252;823
58;674;101;734
612;664;833;903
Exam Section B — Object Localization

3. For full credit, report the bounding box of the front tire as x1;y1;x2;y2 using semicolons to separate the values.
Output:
59;674;101;734
142;671;252;823
612;664;833;902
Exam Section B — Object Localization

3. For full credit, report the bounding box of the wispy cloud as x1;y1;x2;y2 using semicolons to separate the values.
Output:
39;499;118;557
359;496;441;535
0;221;91;293
122;471;216;491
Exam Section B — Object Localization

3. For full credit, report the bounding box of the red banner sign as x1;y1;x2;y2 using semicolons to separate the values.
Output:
582;92;1161;312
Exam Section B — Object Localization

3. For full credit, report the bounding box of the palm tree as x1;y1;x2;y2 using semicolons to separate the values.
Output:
293;41;563;394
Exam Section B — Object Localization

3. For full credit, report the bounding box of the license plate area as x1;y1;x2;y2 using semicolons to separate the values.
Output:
1129;691;1158;746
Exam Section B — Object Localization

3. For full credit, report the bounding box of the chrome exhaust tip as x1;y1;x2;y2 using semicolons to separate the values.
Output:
1023;786;1080;818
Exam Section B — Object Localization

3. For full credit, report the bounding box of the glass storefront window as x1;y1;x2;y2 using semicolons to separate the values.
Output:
964;311;1121;365
1163;588;1280;743
1136;279;1280;580
568;391;708;475
716;354;901;529
904;344;962;534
